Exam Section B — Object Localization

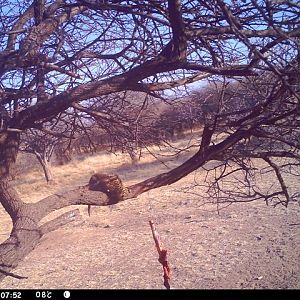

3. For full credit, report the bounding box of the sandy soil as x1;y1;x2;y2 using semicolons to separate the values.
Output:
0;148;300;289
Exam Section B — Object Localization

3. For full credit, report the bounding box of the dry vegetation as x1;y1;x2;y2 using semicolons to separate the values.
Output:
0;136;299;289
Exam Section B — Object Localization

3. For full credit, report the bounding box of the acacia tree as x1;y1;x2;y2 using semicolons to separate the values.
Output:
21;129;56;182
73;91;164;163
0;0;299;280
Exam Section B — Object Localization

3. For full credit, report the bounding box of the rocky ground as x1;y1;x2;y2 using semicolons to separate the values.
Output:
0;173;299;289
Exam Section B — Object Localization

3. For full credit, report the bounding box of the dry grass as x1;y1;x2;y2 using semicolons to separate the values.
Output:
0;139;195;243
13;136;200;202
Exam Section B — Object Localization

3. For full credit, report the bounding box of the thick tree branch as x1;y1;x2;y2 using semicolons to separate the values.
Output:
6;3;34;50
128;128;251;196
186;27;300;40
183;63;258;76
77;0;169;26
32;186;112;221
134;72;210;91
167;0;187;60
41;62;81;79
39;209;82;235
26;128;252;221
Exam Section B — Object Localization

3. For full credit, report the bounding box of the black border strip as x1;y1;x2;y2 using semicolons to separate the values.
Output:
0;289;299;300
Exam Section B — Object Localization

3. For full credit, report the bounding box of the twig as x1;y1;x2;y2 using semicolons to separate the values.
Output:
149;220;171;289
0;268;28;279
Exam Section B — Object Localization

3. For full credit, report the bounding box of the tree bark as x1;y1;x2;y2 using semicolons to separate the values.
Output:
0;132;41;280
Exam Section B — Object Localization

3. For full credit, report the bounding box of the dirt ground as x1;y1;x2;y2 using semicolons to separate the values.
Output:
0;149;300;289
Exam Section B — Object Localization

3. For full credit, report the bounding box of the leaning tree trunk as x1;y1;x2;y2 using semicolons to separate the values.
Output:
33;150;53;183
128;149;140;165
0;132;81;280
0;132;41;280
